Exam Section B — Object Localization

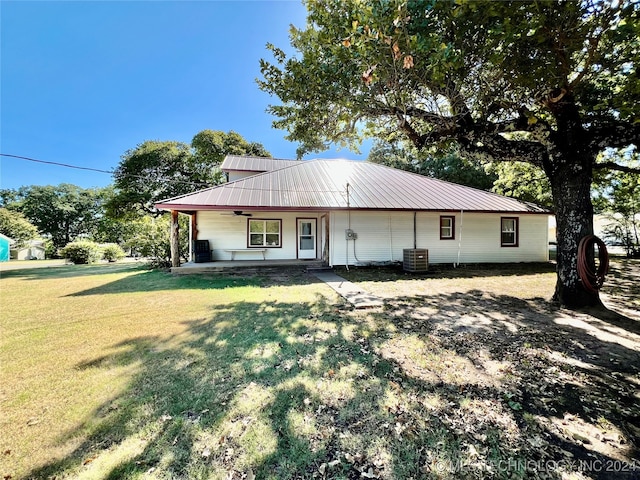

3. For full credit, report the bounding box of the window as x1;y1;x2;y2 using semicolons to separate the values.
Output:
440;216;455;240
248;219;281;247
501;217;519;247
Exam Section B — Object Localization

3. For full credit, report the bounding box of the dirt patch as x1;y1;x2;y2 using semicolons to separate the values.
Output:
336;259;640;478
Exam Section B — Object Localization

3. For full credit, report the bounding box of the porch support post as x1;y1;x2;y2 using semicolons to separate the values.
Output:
324;213;330;265
190;212;198;263
170;210;180;268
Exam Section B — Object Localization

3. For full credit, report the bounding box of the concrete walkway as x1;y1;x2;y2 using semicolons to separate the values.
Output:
312;271;384;309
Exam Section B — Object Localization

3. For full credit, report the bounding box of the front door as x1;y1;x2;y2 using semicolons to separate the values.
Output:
297;219;317;259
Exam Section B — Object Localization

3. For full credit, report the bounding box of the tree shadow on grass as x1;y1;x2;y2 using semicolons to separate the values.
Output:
335;262;557;283
62;268;264;296
62;267;323;297
599;258;640;324
22;287;640;480
368;290;640;478
0;262;145;281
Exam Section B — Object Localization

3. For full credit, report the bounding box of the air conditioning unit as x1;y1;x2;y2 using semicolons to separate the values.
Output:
403;248;428;272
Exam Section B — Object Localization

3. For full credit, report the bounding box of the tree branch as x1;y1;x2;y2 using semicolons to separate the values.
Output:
459;133;550;168
568;3;617;90
593;161;640;175
489;108;552;141
386;103;553;167
588;121;640;151
395;115;428;149
397;106;455;125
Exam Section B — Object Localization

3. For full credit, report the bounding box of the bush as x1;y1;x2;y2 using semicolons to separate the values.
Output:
101;243;126;262
124;214;189;269
61;241;103;264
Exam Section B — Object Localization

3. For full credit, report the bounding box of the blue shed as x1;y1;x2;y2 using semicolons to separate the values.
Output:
0;234;14;262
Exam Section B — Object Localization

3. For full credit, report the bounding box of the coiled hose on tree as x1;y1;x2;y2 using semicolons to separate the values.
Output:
577;235;609;294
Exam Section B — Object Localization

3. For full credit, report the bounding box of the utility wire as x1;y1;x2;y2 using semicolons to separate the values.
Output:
0;153;213;188
1;153;354;195
1;153;115;174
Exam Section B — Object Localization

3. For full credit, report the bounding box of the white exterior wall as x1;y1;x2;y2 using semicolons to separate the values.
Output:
227;171;258;182
196;209;549;264
329;211;549;266
196;210;324;261
15;245;46;260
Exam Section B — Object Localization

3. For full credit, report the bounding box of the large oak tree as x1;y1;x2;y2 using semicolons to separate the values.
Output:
1;184;106;248
259;0;640;308
109;130;271;217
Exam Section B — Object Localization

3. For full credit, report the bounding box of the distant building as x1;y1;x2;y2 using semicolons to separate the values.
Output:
12;239;47;260
0;234;15;262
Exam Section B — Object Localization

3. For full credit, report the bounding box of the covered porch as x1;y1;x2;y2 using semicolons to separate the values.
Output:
168;209;330;268
170;258;326;275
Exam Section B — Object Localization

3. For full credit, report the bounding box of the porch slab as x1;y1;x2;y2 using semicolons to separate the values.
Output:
312;271;384;309
171;259;324;274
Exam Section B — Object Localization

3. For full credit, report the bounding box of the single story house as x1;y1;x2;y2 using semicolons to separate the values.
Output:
11;239;46;260
155;156;551;267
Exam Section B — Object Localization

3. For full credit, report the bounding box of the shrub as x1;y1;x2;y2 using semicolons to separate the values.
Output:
101;243;126;262
61;241;103;264
124;214;189;269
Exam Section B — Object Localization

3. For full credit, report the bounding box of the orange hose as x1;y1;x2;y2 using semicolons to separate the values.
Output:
577;235;609;294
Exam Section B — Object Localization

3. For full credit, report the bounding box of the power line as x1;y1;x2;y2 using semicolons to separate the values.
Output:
1;153;115;174
0;153;213;188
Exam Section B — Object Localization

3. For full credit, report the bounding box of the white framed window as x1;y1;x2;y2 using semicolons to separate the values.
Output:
440;216;455;240
501;217;519;247
248;219;281;247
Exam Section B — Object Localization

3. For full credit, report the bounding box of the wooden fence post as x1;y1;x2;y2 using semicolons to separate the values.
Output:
170;210;180;268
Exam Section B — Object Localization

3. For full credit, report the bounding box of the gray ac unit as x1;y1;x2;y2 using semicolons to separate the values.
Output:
403;248;428;272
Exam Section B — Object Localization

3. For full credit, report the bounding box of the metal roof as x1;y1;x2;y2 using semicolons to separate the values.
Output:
157;159;549;213
220;155;301;173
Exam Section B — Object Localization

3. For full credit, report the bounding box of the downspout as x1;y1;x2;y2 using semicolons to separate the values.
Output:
414;211;417;249
389;213;393;261
345;183;350;270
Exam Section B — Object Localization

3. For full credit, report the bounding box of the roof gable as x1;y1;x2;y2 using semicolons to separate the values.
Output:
157;159;549;214
220;155;301;173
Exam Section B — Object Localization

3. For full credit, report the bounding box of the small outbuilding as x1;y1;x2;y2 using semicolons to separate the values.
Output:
12;239;47;260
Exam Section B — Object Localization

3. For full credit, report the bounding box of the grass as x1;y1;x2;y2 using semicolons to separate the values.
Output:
1;261;639;479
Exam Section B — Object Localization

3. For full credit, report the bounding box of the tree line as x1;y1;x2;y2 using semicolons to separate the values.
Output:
0;130;271;265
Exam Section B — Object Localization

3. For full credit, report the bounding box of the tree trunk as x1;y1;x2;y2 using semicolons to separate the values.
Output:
65;221;70;246
170;210;180;268
543;92;604;309
549;160;601;308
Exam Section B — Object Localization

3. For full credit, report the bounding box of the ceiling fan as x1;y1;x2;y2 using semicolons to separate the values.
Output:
220;210;252;217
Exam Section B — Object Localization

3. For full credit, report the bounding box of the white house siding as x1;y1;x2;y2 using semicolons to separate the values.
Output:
227;171;258;182
15;246;46;260
195;210;324;261
330;211;549;266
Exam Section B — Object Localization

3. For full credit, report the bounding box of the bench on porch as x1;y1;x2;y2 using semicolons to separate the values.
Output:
224;248;267;260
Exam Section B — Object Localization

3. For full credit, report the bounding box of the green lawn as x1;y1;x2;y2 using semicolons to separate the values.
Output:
1;261;638;479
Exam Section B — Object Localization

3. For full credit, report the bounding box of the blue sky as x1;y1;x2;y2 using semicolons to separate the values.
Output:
1;1;370;191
